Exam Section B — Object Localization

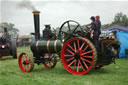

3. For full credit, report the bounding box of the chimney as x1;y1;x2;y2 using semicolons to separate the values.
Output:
4;27;8;33
32;11;40;40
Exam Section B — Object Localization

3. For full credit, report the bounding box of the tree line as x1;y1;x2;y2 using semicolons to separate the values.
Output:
102;12;128;29
0;22;19;38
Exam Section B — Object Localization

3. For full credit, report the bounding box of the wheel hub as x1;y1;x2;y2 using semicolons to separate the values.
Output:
74;51;80;60
23;60;30;65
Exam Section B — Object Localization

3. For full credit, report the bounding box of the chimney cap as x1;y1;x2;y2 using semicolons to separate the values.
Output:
32;11;40;15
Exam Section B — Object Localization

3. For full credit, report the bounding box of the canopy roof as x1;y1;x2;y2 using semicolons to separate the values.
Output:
103;25;128;31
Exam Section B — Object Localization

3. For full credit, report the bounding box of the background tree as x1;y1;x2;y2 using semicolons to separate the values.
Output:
102;12;128;29
0;22;19;38
101;24;112;29
112;12;128;26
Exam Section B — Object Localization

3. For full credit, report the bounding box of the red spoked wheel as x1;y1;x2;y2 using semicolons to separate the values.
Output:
18;53;34;72
43;54;57;68
61;37;97;75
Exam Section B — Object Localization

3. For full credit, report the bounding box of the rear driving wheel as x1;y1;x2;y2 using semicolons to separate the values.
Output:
18;53;34;72
11;39;17;59
61;37;97;75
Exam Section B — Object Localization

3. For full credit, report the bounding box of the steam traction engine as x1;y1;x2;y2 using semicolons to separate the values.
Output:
18;11;120;75
0;27;17;59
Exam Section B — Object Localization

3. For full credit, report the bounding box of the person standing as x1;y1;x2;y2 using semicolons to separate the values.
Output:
90;16;101;52
95;16;101;35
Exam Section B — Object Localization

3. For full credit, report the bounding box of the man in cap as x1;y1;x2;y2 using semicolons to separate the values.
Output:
90;16;101;52
89;16;95;37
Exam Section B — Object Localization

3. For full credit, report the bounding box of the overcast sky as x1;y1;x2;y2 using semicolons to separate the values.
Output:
0;0;128;35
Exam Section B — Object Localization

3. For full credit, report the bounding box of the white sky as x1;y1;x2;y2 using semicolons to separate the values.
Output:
0;0;128;35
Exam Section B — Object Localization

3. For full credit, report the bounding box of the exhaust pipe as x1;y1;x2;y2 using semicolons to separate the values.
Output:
4;27;8;33
32;11;40;40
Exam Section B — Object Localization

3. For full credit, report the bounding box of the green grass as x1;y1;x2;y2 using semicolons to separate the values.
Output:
0;46;128;85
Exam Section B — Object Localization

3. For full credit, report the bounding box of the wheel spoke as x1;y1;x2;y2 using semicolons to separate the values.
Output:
81;57;92;64
82;56;93;58
68;44;75;52
73;60;77;70
66;49;75;55
80;42;85;50
68;60;76;67
64;54;74;57
26;65;30;70
66;57;74;62
77;60;80;72
25;55;28;60
74;42;77;52
29;57;31;63
23;64;26;70
81;50;92;56
79;60;86;71
83;45;89;52
81;59;88;69
72;24;79;33
61;31;69;34
22;56;25;62
77;40;80;49
29;63;32;67
67;21;71;32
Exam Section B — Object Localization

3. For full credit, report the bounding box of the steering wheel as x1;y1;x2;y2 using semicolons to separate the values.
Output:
58;20;85;43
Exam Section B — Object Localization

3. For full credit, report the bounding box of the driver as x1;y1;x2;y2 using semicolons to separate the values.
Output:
89;16;101;52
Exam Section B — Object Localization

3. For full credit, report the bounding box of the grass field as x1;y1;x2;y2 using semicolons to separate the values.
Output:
0;46;128;85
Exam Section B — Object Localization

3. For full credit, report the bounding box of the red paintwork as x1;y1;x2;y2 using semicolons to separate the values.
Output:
0;44;9;48
0;44;9;58
61;37;94;75
18;53;32;72
0;53;9;58
43;54;56;68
